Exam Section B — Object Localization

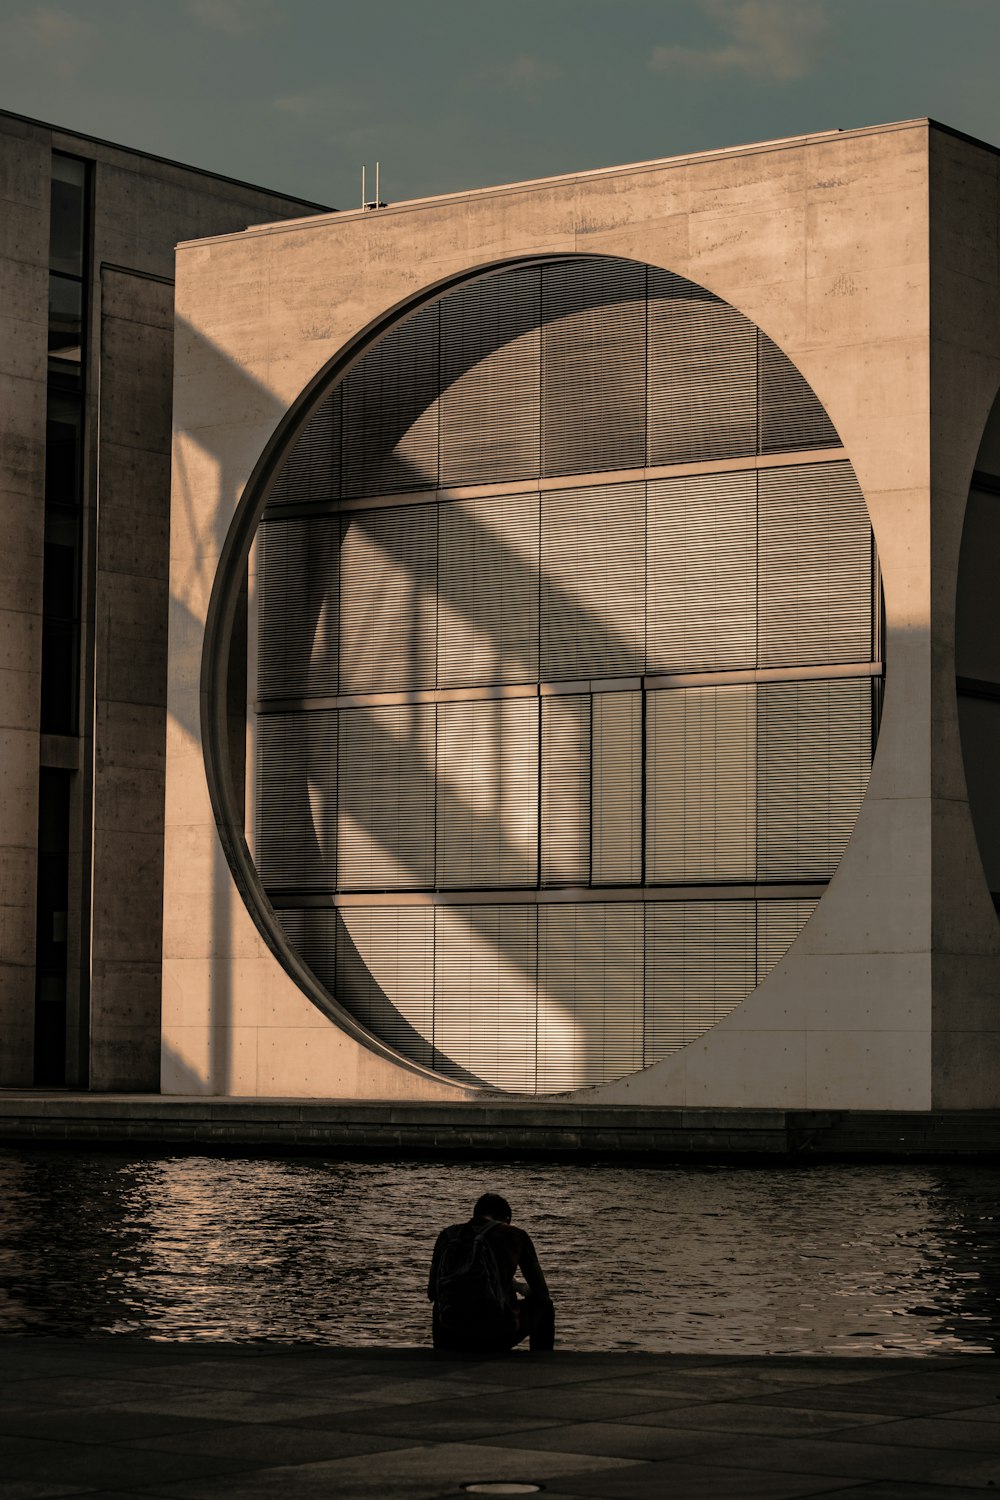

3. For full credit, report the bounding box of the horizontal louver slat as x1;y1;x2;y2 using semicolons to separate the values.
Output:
267;388;341;507
644;901;756;1062
758;332;840;454
541;259;646;477
646;686;756;884
337;905;434;1067
342;303;439;496
756;677;872;880
541;694;590;886
337;703;435;889
274;908;334;1003
758;461;872;668
537;903;644;1093
256;710;336;890
433;904;536;1091
439;267;541;486
756;898;818;984
540;481;645;681
436;698;538;889
437;492;539;688
256;517;340;700
647;470;757;675
591;690;642;885
647;271;757;465
339;504;437;693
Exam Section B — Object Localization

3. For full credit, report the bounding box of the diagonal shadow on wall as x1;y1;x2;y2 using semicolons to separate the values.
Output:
180;269;790;1094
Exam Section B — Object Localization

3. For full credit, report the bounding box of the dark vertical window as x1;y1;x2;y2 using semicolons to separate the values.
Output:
33;770;71;1084
49;155;86;276
35;153;89;1084
41;156;88;733
39;503;80;734
41;383;83;735
48;154;87;374
44;389;82;505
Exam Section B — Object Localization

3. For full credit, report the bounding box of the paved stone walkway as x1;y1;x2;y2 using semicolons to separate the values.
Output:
1;1340;1000;1498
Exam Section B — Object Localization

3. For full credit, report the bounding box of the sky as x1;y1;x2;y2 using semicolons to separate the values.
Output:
0;0;998;210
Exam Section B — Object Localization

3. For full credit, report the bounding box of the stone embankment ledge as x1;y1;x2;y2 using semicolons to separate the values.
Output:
2;1094;1000;1158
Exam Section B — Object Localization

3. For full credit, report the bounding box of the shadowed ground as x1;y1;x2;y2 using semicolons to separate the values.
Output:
1;1340;1000;1499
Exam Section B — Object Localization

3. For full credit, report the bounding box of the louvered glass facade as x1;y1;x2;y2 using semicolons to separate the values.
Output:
252;256;883;1095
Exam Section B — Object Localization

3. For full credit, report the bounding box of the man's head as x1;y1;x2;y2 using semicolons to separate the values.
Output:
474;1193;512;1223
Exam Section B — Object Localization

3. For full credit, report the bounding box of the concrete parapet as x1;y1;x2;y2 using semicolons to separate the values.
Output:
3;1093;1000;1158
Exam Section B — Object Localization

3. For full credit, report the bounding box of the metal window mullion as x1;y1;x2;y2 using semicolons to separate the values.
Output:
532;901;539;1096
587;692;595;887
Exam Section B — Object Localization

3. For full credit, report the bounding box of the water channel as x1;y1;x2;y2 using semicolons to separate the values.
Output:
1;1150;998;1355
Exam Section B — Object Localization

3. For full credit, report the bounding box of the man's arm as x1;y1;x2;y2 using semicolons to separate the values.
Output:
516;1229;549;1300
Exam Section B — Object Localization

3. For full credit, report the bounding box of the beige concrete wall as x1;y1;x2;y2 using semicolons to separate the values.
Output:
926;129;1000;1106
0;117;49;1083
166;121;936;1104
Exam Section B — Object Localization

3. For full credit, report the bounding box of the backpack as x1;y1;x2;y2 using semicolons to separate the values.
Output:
435;1221;510;1328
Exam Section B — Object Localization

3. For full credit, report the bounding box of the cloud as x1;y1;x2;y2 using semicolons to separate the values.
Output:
495;54;563;89
186;0;274;36
271;93;321;120
468;53;562;97
651;0;828;84
270;86;372;127
3;5;94;78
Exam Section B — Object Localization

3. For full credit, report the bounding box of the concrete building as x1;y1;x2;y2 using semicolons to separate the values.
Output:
0;109;327;1090
4;113;1000;1114
164;118;1000;1110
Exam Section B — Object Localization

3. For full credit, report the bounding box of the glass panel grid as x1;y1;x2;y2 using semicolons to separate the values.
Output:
254;255;879;1093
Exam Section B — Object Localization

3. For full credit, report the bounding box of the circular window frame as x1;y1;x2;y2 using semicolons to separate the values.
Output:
201;252;881;1090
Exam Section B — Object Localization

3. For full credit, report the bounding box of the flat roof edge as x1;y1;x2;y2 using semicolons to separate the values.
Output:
178;117;934;251
927;117;1000;157
0;105;332;213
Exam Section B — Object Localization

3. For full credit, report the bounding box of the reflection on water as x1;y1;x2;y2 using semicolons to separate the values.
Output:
1;1150;998;1355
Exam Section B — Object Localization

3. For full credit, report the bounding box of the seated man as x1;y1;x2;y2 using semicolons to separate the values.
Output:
429;1193;555;1353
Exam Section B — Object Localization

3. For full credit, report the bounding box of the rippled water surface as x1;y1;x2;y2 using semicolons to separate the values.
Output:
1;1150;999;1355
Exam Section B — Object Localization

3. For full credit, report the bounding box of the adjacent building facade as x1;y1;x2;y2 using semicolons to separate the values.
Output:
0;110;326;1089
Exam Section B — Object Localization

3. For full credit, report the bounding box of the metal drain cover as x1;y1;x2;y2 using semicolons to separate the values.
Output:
461;1486;542;1495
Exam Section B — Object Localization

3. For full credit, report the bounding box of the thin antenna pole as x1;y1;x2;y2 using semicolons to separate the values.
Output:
361;164;365;209
376;160;380;205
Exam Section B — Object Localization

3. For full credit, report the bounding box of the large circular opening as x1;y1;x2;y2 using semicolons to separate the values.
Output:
232;255;883;1094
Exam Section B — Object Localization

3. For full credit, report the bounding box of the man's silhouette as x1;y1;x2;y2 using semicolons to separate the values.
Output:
429;1193;555;1352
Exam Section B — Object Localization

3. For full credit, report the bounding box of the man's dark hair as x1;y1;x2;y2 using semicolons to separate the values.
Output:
474;1193;512;1222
